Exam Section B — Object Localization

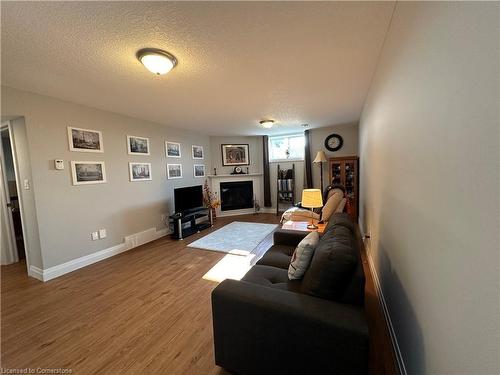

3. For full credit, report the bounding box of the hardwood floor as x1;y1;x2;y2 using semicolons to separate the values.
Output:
1;213;397;375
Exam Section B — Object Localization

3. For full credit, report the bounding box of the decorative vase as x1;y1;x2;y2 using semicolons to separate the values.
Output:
211;207;217;221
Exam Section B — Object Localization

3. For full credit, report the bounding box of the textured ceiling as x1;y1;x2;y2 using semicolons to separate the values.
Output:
1;1;394;135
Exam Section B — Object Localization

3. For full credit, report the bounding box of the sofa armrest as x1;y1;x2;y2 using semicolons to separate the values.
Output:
212;279;369;375
273;229;309;247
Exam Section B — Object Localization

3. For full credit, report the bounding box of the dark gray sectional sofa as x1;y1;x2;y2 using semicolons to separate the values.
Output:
211;213;369;375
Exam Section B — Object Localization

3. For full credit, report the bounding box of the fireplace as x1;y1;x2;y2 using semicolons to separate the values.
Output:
220;181;254;211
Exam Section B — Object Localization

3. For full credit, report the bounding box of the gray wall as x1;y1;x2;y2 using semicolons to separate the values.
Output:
2;86;211;269
359;3;499;374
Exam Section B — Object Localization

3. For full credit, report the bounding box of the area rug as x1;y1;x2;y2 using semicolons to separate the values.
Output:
188;221;278;255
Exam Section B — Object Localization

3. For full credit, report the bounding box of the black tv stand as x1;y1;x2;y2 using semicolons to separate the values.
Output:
169;207;213;240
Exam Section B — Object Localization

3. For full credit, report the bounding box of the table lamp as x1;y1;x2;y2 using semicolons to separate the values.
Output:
301;189;323;229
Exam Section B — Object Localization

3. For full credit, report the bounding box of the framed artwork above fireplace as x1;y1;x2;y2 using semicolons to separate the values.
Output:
221;144;249;166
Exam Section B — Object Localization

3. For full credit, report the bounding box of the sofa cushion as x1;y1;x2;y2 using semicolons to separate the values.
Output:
320;191;344;222
301;224;358;301
257;244;294;269
335;198;347;213
288;231;319;280
326;212;357;233
242;265;302;293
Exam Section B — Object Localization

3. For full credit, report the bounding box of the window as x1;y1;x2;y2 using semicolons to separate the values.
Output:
269;134;305;161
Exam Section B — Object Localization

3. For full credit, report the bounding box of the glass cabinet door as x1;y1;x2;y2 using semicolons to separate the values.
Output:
344;161;355;199
331;162;342;185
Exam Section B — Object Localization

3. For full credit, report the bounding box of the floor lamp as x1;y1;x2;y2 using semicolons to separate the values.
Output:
313;150;327;193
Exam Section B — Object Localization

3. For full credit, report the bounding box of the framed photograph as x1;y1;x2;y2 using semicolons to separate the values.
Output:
127;135;150;155
68;126;103;153
129;162;152;182
193;164;205;178
192;145;204;159
71;161;106;185
165;141;181;158
167;163;183;179
221;144;249;166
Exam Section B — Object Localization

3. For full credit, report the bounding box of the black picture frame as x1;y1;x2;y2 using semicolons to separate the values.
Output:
221;144;250;166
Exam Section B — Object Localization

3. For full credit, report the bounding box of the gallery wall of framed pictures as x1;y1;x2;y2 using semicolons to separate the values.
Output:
67;126;209;186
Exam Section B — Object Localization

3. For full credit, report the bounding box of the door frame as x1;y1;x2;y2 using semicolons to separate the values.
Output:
1;120;30;272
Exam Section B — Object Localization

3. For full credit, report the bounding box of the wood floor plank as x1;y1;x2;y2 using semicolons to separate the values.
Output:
1;213;396;375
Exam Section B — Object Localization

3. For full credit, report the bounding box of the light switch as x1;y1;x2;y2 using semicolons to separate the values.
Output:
23;179;30;190
91;231;99;241
99;229;107;239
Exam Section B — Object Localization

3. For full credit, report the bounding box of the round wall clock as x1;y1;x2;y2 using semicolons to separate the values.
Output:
324;134;343;151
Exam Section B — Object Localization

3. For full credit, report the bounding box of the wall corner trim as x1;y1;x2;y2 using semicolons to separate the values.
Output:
30;227;169;282
359;218;408;375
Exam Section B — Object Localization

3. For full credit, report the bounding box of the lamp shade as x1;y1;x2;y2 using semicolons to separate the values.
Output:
301;189;323;208
313;150;327;163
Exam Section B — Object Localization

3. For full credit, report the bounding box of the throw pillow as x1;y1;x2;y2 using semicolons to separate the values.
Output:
288;231;320;280
281;207;320;223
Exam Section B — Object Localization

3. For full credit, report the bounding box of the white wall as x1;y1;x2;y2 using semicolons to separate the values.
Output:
1;86;211;269
359;3;499;374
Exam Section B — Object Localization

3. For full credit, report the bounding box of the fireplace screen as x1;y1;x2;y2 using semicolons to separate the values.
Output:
220;181;254;211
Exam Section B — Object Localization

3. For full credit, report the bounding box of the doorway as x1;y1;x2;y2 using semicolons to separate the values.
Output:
0;121;26;267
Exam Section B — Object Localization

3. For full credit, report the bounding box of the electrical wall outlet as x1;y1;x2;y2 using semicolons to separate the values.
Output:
91;231;99;241
99;229;107;239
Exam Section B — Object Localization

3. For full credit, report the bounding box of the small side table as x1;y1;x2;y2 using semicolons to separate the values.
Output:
281;220;326;234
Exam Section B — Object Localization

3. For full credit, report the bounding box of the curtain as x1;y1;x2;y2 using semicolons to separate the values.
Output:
304;129;313;188
262;135;272;207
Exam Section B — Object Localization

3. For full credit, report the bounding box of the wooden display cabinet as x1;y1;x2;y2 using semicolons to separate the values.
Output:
328;156;359;221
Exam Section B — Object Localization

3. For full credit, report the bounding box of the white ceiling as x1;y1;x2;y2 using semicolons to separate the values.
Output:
1;1;394;135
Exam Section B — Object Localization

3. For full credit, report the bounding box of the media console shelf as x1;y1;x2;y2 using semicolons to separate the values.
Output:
169;207;213;240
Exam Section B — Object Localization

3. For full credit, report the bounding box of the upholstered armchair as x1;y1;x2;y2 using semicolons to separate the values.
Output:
281;184;346;224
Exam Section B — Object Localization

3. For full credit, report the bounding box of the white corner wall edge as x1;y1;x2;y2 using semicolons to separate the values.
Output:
358;219;407;375
29;227;169;282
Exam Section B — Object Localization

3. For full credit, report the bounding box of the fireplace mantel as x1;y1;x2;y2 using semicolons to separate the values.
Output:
207;173;263;178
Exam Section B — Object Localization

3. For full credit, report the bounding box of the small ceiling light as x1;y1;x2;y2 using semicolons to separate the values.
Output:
137;48;178;75
260;120;274;128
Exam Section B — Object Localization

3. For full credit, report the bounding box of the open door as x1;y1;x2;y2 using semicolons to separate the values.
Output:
0;122;23;265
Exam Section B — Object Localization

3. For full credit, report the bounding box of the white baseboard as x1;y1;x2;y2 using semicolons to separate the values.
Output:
360;220;407;375
30;227;169;282
28;265;44;281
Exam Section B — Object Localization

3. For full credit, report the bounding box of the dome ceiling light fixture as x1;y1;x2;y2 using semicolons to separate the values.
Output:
260;120;275;129
136;48;178;75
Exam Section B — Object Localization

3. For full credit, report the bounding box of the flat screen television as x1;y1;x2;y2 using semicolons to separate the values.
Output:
174;185;204;213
